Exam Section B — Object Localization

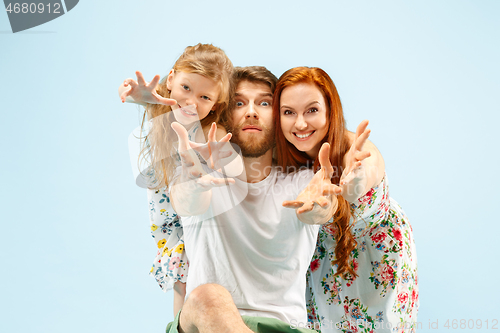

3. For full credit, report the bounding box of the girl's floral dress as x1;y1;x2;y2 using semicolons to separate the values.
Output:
306;175;418;333
145;125;201;292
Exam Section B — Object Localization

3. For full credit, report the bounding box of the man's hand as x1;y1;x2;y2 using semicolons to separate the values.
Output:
119;71;177;105
283;143;342;224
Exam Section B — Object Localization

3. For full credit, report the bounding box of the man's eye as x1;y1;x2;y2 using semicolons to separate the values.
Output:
260;101;270;107
182;85;190;91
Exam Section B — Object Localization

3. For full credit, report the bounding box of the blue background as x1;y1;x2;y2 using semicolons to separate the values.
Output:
1;0;499;332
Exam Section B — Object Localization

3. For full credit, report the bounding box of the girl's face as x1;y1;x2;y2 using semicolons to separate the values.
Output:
280;82;329;158
167;70;220;125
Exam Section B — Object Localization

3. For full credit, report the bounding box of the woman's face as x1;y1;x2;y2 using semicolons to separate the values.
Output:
280;82;329;158
166;70;220;125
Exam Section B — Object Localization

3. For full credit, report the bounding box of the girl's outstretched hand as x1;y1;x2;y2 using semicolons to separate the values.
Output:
188;123;234;171
120;71;177;106
340;120;372;198
283;143;342;223
171;122;234;191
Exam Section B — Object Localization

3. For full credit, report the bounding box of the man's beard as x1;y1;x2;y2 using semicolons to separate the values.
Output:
230;120;275;158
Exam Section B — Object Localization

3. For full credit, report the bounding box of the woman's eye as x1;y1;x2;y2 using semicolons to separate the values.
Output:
201;96;210;101
260;101;270;107
308;108;318;113
283;110;293;115
182;85;190;91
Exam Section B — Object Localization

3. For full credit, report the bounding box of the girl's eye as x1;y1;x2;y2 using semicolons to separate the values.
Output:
201;96;210;101
236;101;244;107
283;110;294;115
182;85;190;91
260;101;270;107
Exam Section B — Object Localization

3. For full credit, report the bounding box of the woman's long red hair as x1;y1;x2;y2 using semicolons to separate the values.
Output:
273;67;357;278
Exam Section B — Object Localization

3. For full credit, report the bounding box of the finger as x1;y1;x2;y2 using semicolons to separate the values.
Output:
120;89;132;102
322;185;342;196
149;74;161;88
354;151;371;162
123;78;138;88
189;169;203;179
318;143;334;178
282;201;305;208
136;71;147;86
171;122;191;151
216;151;233;159
208;122;217;142
316;196;330;208
354;129;371;151
355;120;369;139
198;176;235;187
219;132;232;143
297;202;315;215
157;96;178;106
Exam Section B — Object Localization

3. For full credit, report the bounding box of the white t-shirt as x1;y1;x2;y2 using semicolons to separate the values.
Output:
181;166;320;325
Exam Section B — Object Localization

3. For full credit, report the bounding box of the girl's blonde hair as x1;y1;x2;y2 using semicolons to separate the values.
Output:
140;43;234;188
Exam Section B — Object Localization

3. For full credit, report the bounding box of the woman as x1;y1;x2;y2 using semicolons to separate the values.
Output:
274;67;418;333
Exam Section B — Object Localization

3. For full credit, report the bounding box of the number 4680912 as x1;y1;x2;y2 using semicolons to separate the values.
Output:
5;3;62;14
444;319;498;330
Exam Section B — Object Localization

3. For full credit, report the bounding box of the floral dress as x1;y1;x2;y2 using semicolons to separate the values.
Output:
306;175;418;333
146;125;202;292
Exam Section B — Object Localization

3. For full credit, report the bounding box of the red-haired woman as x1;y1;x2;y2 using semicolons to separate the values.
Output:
274;67;418;332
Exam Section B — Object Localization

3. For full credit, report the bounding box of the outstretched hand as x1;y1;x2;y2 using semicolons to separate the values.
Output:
340;120;371;188
120;71;177;106
283;143;342;223
187;123;234;171
171;122;235;191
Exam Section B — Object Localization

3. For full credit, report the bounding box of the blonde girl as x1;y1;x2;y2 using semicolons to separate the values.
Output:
119;43;234;315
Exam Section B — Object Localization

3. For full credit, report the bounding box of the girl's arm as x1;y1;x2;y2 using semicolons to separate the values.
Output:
340;120;385;203
119;71;177;106
173;281;186;316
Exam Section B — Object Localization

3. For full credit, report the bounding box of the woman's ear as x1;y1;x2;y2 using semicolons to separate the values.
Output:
166;69;175;91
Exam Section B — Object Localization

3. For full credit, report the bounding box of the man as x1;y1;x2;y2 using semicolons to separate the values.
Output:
170;67;341;333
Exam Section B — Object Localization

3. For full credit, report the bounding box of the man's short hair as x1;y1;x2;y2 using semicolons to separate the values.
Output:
233;66;278;93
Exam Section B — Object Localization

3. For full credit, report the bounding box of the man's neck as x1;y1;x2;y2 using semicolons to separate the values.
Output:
240;149;273;183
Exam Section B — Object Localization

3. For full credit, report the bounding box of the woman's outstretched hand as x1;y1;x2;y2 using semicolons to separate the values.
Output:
340;120;372;200
283;143;341;224
119;71;177;106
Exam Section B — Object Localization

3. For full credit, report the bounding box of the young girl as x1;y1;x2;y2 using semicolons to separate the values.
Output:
119;43;234;315
275;67;418;332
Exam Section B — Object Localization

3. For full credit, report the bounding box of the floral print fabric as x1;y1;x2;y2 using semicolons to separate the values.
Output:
148;187;189;291
306;175;418;332
145;124;201;292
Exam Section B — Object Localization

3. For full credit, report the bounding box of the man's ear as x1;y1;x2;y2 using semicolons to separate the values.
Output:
166;69;175;91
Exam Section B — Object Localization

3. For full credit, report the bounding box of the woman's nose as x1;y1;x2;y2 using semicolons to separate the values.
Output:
295;116;307;130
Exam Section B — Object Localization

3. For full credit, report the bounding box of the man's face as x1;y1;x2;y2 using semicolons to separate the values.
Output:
230;80;275;158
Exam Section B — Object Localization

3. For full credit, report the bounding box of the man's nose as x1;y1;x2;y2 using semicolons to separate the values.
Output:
295;115;307;130
245;103;259;119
